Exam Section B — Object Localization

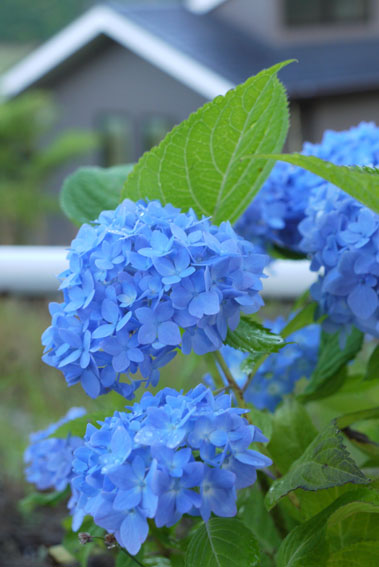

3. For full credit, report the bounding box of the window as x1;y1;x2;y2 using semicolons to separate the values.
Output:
141;115;176;154
285;0;370;26
97;112;133;166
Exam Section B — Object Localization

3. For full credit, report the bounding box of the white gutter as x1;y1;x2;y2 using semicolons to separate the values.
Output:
0;246;317;297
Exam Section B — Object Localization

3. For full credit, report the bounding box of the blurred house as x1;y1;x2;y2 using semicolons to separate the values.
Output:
1;0;379;162
0;0;378;243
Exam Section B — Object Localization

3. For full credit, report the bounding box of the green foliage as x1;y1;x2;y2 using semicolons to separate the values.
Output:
265;418;369;510
122;62;290;224
238;483;282;563
185;518;261;567
62;516;105;567
60;164;134;225
267;400;317;475
225;317;285;356
280;303;318;339
260;153;379;214
301;328;364;401
19;487;69;515
276;488;379;567
0;0;91;42
365;345;379;381
0;91;96;243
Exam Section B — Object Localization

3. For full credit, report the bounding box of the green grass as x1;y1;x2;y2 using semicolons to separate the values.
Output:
0;297;91;480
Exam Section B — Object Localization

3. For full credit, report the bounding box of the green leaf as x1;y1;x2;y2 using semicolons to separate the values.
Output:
336;407;379;430
19;487;69;515
51;411;108;439
226;317;286;355
365;345;379;381
238;483;282;560
122;62;291;224
276;488;378;567
60;164;134;225
259;154;379;214
265;419;369;511
185;518;261;567
267;400;317;475
268;244;306;261
327;541;379;567
301;328;364;401
280;303;318;339
337;408;379;460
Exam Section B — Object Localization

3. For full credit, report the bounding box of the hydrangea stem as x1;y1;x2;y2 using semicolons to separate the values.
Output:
212;350;246;408
120;548;147;567
242;352;269;392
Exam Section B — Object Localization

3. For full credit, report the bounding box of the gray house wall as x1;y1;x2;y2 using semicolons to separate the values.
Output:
36;38;207;244
215;0;379;45
299;91;379;143
49;38;207;162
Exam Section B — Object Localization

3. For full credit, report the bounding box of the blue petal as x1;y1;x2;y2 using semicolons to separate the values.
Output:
348;284;378;319
119;509;149;555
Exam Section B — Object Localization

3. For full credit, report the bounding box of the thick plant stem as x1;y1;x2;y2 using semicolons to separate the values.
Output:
213;350;246;408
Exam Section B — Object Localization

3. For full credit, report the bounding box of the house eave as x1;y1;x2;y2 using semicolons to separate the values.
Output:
0;5;234;100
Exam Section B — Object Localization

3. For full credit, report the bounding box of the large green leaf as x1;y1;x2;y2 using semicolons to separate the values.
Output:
301;328;364;401
267;400;317;475
276;488;379;567
122;62;291;224
185;518;261;567
327;542;379;567
265;419;369;511
226;317;285;355
60;164;134;225
260;154;379;214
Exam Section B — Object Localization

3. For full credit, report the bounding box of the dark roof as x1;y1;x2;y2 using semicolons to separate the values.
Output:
111;2;379;98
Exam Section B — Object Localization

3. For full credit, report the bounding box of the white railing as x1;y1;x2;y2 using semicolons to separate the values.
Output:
0;246;317;297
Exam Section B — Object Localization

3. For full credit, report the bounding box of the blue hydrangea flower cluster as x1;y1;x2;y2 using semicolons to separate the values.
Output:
42;200;268;399
69;385;271;555
299;184;379;338
214;316;320;411
24;407;86;492
235;122;379;252
235;160;313;252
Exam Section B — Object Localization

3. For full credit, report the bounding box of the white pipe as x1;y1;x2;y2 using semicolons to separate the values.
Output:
0;246;317;297
263;259;318;298
0;246;68;295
